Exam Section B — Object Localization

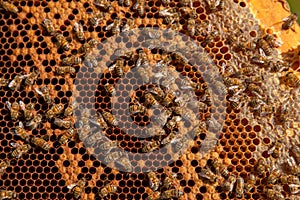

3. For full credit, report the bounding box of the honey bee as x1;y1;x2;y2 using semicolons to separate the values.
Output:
211;159;229;178
84;54;98;68
46;104;64;119
282;13;298;30
161;91;176;107
147;172;160;191
144;93;159;107
268;140;282;158
26;114;42;130
136;49;149;68
24;70;39;86
98;181;118;198
263;34;283;48
0;76;8;87
162;172;177;190
206;0;224;12
286;157;300;175
222;174;236;192
280;175;300;185
198;167;218;183
137;67;150;83
145;126;166;137
58;128;75;146
64;103;74;117
264;188;284;200
161;189;184;199
257;38;272;56
161;0;170;6
62;55;82;66
187;18;196;36
56;66;76;76
10;142;32;159
246;83;264;97
42;18;55;36
282;71;300;88
161;131;179;145
152;107;171;126
89;11;105;26
133;0;145;16
118;0;131;6
129;101;147;115
30;136;50;151
146;190;161;200
99;140;119;152
287;184;300;195
244;174;256;193
236;177;244;198
109;58;124;77
117;156;133;172
67;178;86;199
104;83;116;96
142;140;161;153
255;158;267;176
0;160;10;176
35;86;54;104
8;74;26;91
179;0;193;7
148;86;165;101
55;33;70;51
0;189;17;200
0;1;18;13
54;118;72;129
105;18;121;35
19;101;35;121
101;110;118;126
291;145;300;164
89;112;109;130
103;151;124;163
94;0;112;11
14;122;30;142
165;116;181;130
73;22;85;42
6;101;21;121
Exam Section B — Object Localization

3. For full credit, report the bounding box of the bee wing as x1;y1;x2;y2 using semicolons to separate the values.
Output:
5;101;11;111
133;2;139;10
105;22;115;31
34;88;44;96
67;183;77;189
282;15;291;22
19;100;26;111
10;142;21;148
108;63;117;71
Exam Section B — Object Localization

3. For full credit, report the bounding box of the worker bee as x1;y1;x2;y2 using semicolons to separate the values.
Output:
144;93;159;107
246;83;264;97
152;107;171;126
142;140;161;153
0;1;18;13
0;189;17;200
211;159;229;178
165;116;181;130
89;112;109;130
282;13;298;30
98;181;118;198
101;110;118;126
263;34;283;48
236;177;244;198
62;55;82;66
42;18;55;36
145;190;161;200
58;128;75;146
287;184;300;195
144;126;166;137
161;131;179;145
99;140;119;152
26;114;42;130
179;0;193;7
54;118;72;129
89;11;105;26
94;0;112;11
244;174;256;192
73;22;85;42
6;101;21;121
84;54;98;68
129;101;147;115
0;76;8;87
10;143;32;159
117;156;133;172
0;160;10;176
222;174;236;192
136;49;149;68
67;178;86;199
291;145;300;164
257;38;272;56
198;167;218;183
118;0;131;6
286;157;300;175
56;66;76;76
64;101;76;117
30;136;50;151
109;58;124;77
105;18;122;35
147;172;160;191
187;18;196;36
8;74;26;91
206;0;224;12
280;175;300;184
148;86;165;102
19;101;35;121
264;188;284;200
35;86;53;104
161;189;184;199
55;33;70;51
255;158;267;176
161;0;170;6
14;122;30;142
46;104;64;119
282;71;300;88
162;172;177;190
137;67;150;83
161;91;176;107
24;70;39;86
133;0;145;16
104;83;116;96
103;151;124;163
268;140;282;158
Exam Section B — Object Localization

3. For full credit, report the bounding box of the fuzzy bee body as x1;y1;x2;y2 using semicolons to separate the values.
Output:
6;101;21;121
62;55;82;66
282;13;298;30
148;172;160;191
161;189;183;199
46;104;64;119
0;1;18;13
35;86;54;104
0;160;10;176
58;128;75;146
31;136;50;151
55;33;70;51
26;114;42;132
142;140;160;153
0;189;17;200
54;118;72;129
56;66;76;76
89;12;105;26
67;178;86;199
98;182;118;198
73;22;85;42
42;18;55;36
24;70;39;86
11;143;32;159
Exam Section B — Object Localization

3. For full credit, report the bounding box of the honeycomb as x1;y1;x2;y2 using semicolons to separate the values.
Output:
0;0;300;200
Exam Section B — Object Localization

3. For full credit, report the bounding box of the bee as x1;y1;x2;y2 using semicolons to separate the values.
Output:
152;107;171;126
67;178;86;199
187;18;196;36
246;83;264;97
145;126;166;137
30;136;50;151
142;140;161;153
136;49;149;68
280;175;300;185
198;167;218;183
19;101;35;121
0;160;10;176
89;11;105;26
26;114;42;130
117;156;133;172
24;70;39;86
55;33;70;51
146;190;161;200
282;71;300;88
64;102;74;117
255;158;267;176
264;188;284;200
263;34;283;48
268;140;282;158
162;172;177;190
56;66;76;76
118;0;131;6
133;0;145;16
137;67;150;83
94;0;112;11
62;55;82;66
244;174;256;193
0;76;8;87
8;74;26;91
101;110;118;126
291;145;300;164
161;0;170;6
6;101;21;121
0;189;17;200
286;157;300;175
109;58;124;77
257;38;272;56
0;1;18;13
10;142;32;159
46;104;64;119
84;54;98;68
35;86;54;104
165;116;181;130
129;101;147;115
73;22;85;42
282;13;298;30
179;0;193;7
222;174;236;192
144;93;159;107
161;91;176;107
206;0;224;12
211;159;229;178
42;18;55;36
98;181;118;198
236;177;244;198
104;83;116;96
58;128;75;146
161;189;184;199
14;122;30;142
103;151;124;163
105;18;121;35
161;131;179;145
287;184;300;195
147;172;160;191
99;140;119;152
54;118;72;129
148;86;165;102
89;112;109;130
